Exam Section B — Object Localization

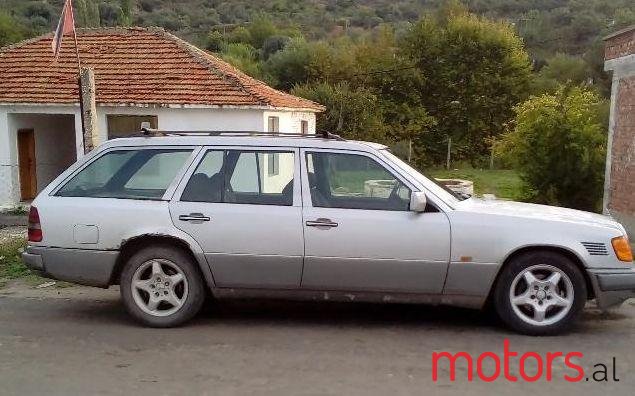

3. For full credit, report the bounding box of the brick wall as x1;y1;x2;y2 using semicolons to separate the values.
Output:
605;26;635;236
605;29;635;61
608;76;635;216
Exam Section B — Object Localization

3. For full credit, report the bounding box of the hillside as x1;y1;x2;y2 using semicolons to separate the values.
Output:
1;0;633;62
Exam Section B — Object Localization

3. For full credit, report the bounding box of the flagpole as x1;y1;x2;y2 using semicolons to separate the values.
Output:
68;0;87;151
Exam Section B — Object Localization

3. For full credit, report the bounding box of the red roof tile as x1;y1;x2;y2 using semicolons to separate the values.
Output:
0;27;324;111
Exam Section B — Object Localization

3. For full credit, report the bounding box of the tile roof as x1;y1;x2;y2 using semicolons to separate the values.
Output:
0;27;324;111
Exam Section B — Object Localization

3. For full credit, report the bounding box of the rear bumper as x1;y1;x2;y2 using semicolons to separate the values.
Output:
22;246;118;288
588;268;635;310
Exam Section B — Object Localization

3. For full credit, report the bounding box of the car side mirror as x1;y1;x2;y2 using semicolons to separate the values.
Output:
410;191;427;213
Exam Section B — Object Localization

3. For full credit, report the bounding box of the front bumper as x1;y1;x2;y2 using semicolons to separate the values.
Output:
588;268;635;310
22;246;119;288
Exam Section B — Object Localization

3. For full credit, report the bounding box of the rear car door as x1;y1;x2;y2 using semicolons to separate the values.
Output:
169;147;304;289
300;149;451;293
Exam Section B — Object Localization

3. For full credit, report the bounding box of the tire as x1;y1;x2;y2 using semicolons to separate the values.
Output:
494;251;587;336
120;245;206;327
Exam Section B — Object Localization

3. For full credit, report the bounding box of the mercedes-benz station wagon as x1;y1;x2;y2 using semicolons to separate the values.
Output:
22;131;635;335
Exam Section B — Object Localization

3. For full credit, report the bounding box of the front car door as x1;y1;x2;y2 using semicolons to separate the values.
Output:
300;149;451;294
169;147;304;289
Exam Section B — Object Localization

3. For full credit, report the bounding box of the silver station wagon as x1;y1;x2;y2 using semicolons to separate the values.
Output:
22;130;635;335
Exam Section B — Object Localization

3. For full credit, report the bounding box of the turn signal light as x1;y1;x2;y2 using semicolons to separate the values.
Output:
612;236;633;262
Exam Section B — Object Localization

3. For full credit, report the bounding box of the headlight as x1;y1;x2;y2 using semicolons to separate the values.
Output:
611;236;633;262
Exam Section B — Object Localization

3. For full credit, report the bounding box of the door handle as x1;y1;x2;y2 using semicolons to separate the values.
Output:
306;218;338;228
178;213;211;222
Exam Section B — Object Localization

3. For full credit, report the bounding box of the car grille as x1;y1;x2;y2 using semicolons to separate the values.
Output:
581;242;609;256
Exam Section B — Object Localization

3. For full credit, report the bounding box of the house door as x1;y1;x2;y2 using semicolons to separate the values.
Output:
17;129;37;200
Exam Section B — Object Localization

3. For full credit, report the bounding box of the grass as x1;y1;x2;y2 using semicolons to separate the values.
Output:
428;168;524;200
0;236;69;288
324;166;524;200
0;238;31;287
1;207;28;216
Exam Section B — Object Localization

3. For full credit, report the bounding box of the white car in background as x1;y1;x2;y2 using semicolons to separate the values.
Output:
22;130;634;335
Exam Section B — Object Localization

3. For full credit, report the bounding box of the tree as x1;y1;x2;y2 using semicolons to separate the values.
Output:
220;43;270;82
0;11;23;47
75;0;100;28
497;87;607;212
264;38;312;90
401;5;532;165
206;30;225;52
119;0;134;26
532;53;590;95
292;82;387;142
247;14;277;48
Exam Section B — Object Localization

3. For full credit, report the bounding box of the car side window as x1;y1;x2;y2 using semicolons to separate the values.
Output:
181;150;295;206
180;150;225;203
56;149;193;200
306;152;411;211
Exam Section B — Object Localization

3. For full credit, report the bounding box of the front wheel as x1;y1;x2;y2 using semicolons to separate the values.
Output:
120;246;206;327
494;251;587;335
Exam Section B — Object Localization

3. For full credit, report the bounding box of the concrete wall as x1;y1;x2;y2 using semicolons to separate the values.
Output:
604;27;635;238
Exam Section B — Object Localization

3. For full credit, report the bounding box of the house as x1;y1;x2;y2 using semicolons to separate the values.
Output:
604;25;635;237
0;27;324;208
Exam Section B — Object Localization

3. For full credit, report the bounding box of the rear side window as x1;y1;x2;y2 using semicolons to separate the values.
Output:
57;149;192;200
180;150;295;206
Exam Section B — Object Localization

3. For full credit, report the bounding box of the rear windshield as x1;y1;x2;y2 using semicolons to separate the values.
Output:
56;149;193;200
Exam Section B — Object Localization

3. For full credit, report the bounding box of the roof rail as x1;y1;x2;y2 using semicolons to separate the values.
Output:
136;128;346;141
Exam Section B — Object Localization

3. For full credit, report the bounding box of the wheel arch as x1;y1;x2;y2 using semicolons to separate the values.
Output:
486;245;595;306
110;234;215;288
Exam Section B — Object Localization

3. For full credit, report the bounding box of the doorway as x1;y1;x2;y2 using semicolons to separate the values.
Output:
18;129;37;200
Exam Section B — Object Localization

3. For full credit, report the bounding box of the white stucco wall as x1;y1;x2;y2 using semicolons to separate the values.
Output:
10;114;77;195
0;104;318;207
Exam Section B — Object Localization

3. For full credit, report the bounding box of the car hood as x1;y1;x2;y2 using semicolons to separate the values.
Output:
455;198;623;231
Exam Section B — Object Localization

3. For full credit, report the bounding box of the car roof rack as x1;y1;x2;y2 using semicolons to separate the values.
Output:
132;128;347;141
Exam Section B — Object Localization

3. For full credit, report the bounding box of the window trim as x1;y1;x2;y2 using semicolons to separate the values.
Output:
267;116;280;133
173;146;302;207
300;148;417;211
50;146;200;201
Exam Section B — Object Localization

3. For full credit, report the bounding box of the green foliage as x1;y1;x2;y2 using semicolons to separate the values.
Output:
532;53;590;95
75;0;100;28
263;37;312;90
292;82;386;142
497;87;607;211
119;0;134;27
0;238;29;281
205;30;225;52
0;11;23;47
219;43;269;82
401;5;532;166
247;14;277;48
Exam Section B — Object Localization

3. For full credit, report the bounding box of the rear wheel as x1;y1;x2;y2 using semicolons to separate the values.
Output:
494;251;587;335
120;246;205;327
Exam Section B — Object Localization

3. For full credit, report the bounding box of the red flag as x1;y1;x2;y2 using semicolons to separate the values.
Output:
51;0;76;59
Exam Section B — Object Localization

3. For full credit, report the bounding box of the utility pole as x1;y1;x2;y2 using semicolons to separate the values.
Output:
408;139;412;163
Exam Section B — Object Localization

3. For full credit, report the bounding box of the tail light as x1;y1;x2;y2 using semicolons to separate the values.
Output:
28;206;43;242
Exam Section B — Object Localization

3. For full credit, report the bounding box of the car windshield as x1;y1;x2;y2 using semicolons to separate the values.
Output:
379;149;470;203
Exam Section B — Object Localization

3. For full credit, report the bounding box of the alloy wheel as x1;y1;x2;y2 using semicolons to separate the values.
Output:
509;264;574;327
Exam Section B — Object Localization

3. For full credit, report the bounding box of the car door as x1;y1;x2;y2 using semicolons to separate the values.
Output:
169;147;304;289
300;149;451;293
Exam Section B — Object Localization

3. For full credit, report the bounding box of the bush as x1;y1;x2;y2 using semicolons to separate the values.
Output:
497;86;607;212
